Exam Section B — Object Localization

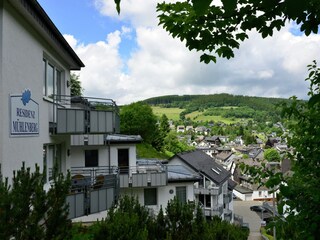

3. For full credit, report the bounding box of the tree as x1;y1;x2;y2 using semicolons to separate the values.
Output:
163;131;194;155
263;148;280;162
120;102;158;144
70;73;83;96
152;114;171;152
92;195;149;240
159;114;170;134
240;62;320;239
0;163;71;240
275;61;320;239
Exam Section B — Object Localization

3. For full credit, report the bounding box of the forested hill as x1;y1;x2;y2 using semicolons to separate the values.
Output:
141;93;292;123
141;93;289;111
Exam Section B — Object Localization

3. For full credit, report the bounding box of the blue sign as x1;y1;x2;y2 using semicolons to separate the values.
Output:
10;89;39;136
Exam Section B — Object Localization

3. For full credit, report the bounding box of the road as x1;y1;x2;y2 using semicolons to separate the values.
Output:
233;200;263;240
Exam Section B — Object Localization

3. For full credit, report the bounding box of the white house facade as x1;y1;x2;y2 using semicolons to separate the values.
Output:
0;0;122;219
169;150;234;222
0;0;86;181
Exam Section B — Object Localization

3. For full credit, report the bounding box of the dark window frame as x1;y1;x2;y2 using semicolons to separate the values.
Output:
144;188;157;206
85;149;99;167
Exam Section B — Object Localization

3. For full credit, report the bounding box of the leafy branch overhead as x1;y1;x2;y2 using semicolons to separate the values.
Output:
115;0;320;63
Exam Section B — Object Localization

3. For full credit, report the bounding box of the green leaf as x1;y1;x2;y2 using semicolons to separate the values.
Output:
114;0;121;14
192;0;212;16
284;0;307;19
200;53;216;63
235;33;248;41
221;0;237;15
308;94;320;107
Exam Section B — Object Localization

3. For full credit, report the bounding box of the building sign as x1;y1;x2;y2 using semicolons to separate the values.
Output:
10;89;39;136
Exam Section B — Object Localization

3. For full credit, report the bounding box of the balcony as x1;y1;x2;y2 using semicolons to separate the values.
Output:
50;95;120;135
202;204;224;217
194;186;222;196
223;191;233;204
224;209;232;222
64;166;119;219
119;165;167;188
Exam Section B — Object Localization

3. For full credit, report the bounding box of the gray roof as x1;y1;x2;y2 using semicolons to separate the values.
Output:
167;165;201;182
205;136;221;142
228;179;237;190
173;150;231;185
105;134;142;143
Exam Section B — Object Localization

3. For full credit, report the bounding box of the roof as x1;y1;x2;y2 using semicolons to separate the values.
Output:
8;0;84;70
167;165;201;183
228;179;237;190
172;150;231;185
205;136;221;142
105;134;142;143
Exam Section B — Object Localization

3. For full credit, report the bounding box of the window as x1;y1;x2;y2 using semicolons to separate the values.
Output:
144;188;157;205
85;150;98;167
43;58;64;99
176;186;187;203
205;195;211;208
43;144;62;181
118;148;129;174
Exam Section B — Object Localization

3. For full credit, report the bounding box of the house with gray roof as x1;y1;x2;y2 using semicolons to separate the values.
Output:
168;150;234;222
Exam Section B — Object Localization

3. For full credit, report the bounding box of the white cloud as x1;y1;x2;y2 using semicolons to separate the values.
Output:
67;1;320;105
94;0;159;28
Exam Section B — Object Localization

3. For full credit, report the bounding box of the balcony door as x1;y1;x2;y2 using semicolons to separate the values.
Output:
118;148;129;174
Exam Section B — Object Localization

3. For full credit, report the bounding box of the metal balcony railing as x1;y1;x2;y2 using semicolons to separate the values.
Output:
119;165;168;188
50;95;120;135
194;186;221;196
202;204;224;217
48;166;120;219
223;191;233;204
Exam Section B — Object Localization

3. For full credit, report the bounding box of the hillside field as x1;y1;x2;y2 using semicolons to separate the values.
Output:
152;106;246;124
152;106;183;121
185;111;241;124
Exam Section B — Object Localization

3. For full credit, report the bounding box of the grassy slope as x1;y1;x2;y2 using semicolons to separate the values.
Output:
152;106;183;121
136;143;169;159
152;106;248;123
185;111;240;124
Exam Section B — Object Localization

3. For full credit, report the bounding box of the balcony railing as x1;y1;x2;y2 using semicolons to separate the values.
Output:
119;165;167;188
50;95;120;135
65;166;119;219
202;204;224;217
223;191;233;204
69;166;119;188
194;186;221;196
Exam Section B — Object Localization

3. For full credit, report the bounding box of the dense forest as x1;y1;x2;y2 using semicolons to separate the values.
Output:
141;93;293;123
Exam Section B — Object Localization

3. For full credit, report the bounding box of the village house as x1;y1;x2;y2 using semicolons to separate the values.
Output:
169;150;234;222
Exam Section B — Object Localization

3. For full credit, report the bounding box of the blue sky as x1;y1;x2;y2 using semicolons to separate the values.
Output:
37;0;320;105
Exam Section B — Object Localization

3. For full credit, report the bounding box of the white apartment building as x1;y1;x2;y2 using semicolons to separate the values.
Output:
0;1;235;222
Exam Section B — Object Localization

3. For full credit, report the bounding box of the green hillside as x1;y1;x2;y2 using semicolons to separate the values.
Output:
143;93;291;123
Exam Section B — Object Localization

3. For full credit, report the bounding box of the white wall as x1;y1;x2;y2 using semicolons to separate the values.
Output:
252;189;275;201
109;144;137;167
0;2;71;181
120;182;195;214
69;143;137;169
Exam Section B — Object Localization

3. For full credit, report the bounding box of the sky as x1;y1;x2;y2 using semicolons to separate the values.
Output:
37;0;320;105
